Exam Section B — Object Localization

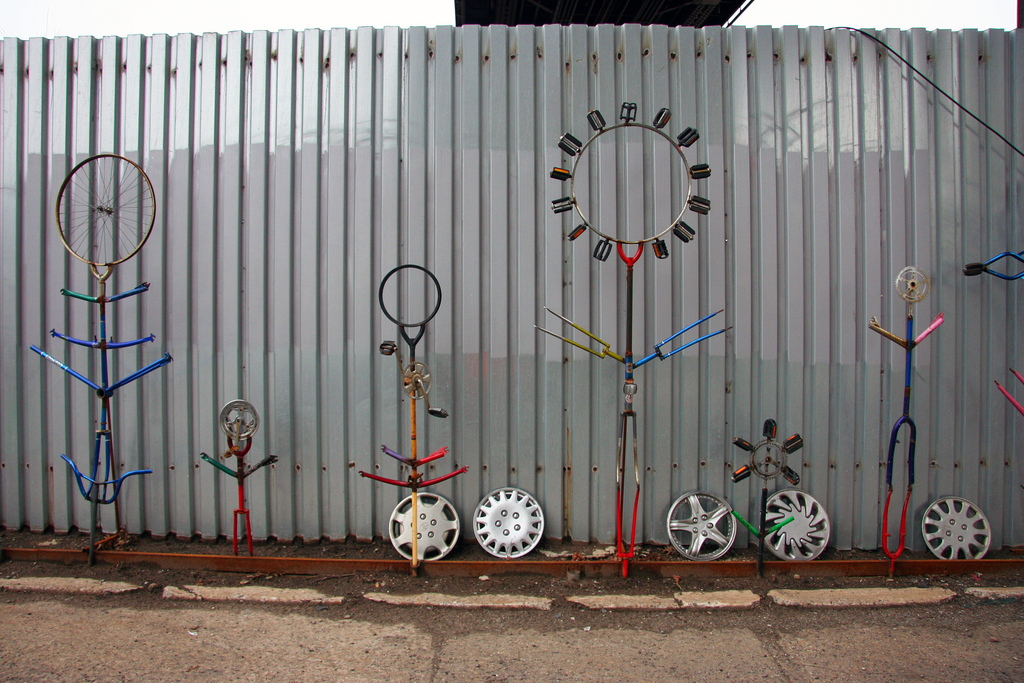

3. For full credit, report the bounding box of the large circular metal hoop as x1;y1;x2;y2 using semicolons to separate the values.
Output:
219;400;260;440
764;489;831;560
921;496;991;560
895;266;931;303
569;122;693;246
55;154;156;268
666;491;737;561
389;492;461;561
378;264;443;328
473;487;545;558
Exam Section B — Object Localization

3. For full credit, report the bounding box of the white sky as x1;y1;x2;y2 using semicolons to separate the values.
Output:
0;0;1016;39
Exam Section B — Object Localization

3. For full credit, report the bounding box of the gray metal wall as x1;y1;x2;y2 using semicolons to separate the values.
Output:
1;25;1021;551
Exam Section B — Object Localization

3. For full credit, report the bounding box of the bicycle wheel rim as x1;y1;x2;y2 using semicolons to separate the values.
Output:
55;154;156;268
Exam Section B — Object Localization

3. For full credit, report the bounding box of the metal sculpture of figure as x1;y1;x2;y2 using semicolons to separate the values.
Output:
730;419;801;576
963;249;1024;281
30;154;171;564
201;400;278;555
361;264;467;569
541;103;727;577
868;266;944;575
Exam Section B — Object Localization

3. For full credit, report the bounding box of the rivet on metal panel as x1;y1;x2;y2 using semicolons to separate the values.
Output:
483;464;489;470
672;463;678;469
645;466;652;472
700;461;706;467
670;52;677;60
510;53;517;60
592;466;598;473
349;462;355;468
642;49;649;57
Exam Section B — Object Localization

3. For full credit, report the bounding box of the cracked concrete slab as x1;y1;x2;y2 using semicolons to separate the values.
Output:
0;577;140;594
363;592;552;609
965;586;1024;600
675;589;760;609
566;594;679;610
162;584;344;604
768;586;955;607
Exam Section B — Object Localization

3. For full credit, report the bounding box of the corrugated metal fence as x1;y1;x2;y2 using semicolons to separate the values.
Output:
1;25;1021;551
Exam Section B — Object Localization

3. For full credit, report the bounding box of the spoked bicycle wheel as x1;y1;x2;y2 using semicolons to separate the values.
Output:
55;154;156;269
666;491;737;561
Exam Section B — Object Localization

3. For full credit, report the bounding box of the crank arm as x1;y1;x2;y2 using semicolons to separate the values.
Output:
358;471;411;487
419;466;469;487
868;317;907;348
243;455;279;479
536;307;625;363
201;453;237;478
381;445;413;465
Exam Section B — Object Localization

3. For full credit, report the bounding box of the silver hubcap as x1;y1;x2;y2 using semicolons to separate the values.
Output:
473;488;545;558
764;489;830;560
667;491;736;561
922;496;991;560
389;493;460;561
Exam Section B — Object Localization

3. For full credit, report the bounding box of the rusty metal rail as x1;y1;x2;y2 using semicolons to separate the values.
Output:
4;547;1024;578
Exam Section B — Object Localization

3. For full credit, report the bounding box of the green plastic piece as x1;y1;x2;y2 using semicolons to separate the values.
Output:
766;516;795;535
732;511;794;538
60;288;99;303
201;453;236;478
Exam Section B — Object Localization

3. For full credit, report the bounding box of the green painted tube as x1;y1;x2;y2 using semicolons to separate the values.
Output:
60;288;99;303
201;453;236;478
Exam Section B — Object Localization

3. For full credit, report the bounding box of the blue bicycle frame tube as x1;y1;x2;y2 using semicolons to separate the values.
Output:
50;329;156;349
30;345;102;392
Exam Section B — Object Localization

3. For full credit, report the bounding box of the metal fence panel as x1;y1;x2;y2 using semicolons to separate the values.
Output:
0;25;1020;552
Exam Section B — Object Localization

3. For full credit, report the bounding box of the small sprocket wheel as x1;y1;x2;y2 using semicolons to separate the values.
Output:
896;266;930;303
219;400;260;440
402;361;432;399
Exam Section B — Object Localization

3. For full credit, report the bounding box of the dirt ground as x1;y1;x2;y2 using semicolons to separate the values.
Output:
4;529;1024;681
4;527;1024;602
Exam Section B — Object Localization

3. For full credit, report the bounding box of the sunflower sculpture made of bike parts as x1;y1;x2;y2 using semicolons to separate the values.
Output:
360;264;467;568
867;266;966;571
199;400;279;556
539;103;728;577
30;154;172;564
